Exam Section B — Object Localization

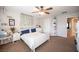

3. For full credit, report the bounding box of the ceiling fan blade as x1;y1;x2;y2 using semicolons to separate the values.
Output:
46;7;53;10
45;12;50;14
35;6;39;9
40;6;43;8
40;6;43;10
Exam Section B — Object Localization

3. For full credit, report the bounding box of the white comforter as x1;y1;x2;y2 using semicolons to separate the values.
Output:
21;32;49;51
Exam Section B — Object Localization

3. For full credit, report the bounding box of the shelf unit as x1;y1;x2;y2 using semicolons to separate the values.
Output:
51;19;57;36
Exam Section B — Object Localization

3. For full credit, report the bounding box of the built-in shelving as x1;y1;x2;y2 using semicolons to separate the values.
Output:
50;18;57;36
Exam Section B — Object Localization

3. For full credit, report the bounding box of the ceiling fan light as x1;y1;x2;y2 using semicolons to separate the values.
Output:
39;12;45;15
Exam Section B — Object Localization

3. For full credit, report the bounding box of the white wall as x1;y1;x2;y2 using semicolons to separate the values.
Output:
1;7;79;38
34;12;79;38
0;7;21;31
0;7;36;31
6;10;20;31
0;7;8;30
33;16;57;36
33;17;44;28
34;17;52;35
33;17;39;27
42;18;51;35
56;12;79;37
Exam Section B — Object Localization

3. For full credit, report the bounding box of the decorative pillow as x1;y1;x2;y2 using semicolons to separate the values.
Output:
0;31;7;38
21;29;29;35
31;28;36;32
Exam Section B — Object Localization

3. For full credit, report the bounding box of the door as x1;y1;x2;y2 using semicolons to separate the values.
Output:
67;17;78;40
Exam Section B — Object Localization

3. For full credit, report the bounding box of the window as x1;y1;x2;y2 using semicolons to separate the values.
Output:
20;13;33;29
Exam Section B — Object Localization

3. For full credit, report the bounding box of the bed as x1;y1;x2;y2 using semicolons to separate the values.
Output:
21;31;49;52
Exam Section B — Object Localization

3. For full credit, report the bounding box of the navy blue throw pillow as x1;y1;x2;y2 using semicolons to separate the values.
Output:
21;29;29;35
31;28;36;32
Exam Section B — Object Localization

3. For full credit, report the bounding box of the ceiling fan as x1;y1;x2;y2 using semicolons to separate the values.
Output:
32;6;53;15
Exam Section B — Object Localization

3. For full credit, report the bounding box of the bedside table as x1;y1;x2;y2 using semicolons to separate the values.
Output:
12;32;20;42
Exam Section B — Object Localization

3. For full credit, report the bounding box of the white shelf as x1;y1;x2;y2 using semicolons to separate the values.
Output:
51;19;57;36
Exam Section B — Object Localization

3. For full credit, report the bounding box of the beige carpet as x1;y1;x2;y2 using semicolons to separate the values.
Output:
0;36;77;52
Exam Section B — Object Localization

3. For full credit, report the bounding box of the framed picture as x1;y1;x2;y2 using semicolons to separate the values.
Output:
9;19;15;26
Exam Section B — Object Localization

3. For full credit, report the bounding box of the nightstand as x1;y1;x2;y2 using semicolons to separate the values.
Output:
12;32;20;42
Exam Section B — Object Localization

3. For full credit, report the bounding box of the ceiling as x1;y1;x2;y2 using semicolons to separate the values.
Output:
5;6;79;18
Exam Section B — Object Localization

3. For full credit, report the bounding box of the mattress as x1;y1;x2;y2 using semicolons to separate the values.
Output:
21;32;49;51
